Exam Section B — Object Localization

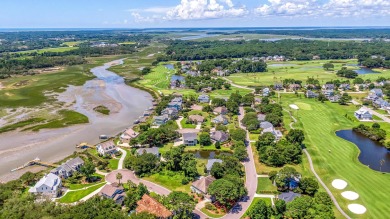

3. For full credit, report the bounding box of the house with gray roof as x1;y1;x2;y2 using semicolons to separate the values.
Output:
29;173;62;198
322;84;335;90
206;159;223;173
50;157;84;179
153;114;169;126
97;140;117;156
257;114;266;122
99;183;125;205
161;107;179;119
260;122;283;140
198;94;210;103
373;98;389;109
306;90;319;98
213;106;228;115
212;115;228;125
354;107;373;121
183;132;198;146
191;176;216;195
167;97;183;110
278;191;301;203
211;131;229;143
370;89;383;98
136;147;160;157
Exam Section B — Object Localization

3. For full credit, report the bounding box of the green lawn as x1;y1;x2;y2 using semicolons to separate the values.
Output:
58;183;105;203
227;59;390;87
108;158;120;170
143;170;191;193
13;46;78;54
280;94;390;219
200;207;226;218
66;174;104;190
181;118;196;129
256;177;277;193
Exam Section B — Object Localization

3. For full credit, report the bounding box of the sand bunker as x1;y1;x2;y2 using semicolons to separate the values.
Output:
348;204;367;214
341;191;359;200
332;179;348;189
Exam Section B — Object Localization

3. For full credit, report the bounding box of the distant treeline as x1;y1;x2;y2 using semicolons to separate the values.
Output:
232;28;390;39
163;40;390;61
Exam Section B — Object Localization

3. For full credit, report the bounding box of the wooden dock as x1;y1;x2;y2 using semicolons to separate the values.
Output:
11;157;58;172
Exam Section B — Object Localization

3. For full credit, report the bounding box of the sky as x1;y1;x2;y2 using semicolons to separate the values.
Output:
0;0;389;28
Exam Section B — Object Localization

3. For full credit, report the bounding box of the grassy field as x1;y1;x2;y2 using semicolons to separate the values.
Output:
0;65;94;107
108;158;119;170
13;46;78;54
280;94;390;219
257;177;277;193
23;110;89;131
58;183;105;203
227;59;390;87
93;105;110;115
66;174;104;190
143;170;191;193
181;118;196;129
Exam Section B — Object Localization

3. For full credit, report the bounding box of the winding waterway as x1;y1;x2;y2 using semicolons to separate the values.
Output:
0;60;152;182
336;130;390;172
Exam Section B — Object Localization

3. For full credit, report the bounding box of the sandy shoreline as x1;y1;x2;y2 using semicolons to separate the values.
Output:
0;59;153;182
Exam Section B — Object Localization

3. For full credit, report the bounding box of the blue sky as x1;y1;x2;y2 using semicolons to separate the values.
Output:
0;0;389;28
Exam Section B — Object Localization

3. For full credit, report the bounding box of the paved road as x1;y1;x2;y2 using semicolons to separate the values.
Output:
285;108;351;219
221;77;255;92
117;148;127;170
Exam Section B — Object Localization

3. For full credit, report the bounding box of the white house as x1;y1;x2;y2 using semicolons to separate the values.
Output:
120;128;139;143
354;108;373;121
29;173;62;198
97;140;117;156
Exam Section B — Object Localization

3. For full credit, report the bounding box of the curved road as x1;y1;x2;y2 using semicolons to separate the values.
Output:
285;108;351;219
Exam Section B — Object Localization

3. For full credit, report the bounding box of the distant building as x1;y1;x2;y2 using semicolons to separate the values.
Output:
136;147;160;157
354;107;373;121
50;157;84;179
161;108;179;119
99;183;125;205
370;89;383;98
322;84;335;90
288;84;301;91
167;97;183;110
262;87;270;97
306;90;319;98
198;94;210;103
29;173;62;198
97;140;117;156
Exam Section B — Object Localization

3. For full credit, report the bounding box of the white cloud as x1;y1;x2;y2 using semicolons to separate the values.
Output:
164;0;248;20
255;0;390;17
131;12;157;23
127;6;175;14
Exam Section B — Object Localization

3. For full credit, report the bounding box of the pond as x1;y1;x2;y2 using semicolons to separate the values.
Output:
164;64;174;70
179;34;219;40
187;150;232;159
336;130;390;172
354;67;377;74
268;64;298;67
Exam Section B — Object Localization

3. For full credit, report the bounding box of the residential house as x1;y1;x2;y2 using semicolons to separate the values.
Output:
306;90;319;98
167;97;183;110
339;84;351;91
191;176;216;195
312;55;321;60
354;108;373;121
262;87;270;97
288;84;301;91
50;157;84;179
186;70;200;77
211;131;229;143
28;173;62;198
97;140;117;156
99;183;125;205
370;89;383;98
322;90;335;98
322;84;335;90
274;83;283;91
212;115;229;125
136;147;160;157
278;192;301;203
257;114;266;122
183;132;198;146
329;95;341;103
213;106;228;115
161;108;179;119
170;76;185;89
373;98;389;109
260;122;283;140
143;110;152;117
188;115;205;124
201;87;213;93
136;194;173;219
120;128;139;143
205;159;223;174
153;114;169;126
198;94;210;103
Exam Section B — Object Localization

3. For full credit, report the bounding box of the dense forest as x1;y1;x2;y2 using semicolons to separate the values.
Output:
164;40;390;61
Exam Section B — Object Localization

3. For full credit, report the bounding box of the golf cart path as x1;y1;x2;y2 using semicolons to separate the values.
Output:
285;108;351;219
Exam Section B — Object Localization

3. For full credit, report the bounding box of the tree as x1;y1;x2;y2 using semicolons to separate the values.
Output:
318;93;327;102
180;154;199;178
212;98;226;107
125;153;159;176
299;177;319;195
285;196;313;219
226;100;239;114
229;128;247;142
116;172;123;185
80;161;96;182
199;132;212;146
208;176;247;209
215;141;221;149
372;123;380;129
247;199;271;219
274;199;286;215
141;67;151;75
210;162;224;179
164;191;196;219
339;93;352;105
256;132;275;150
323;63;334;70
265;113;283;127
286;129;305;145
233;145;248;161
202;105;212;112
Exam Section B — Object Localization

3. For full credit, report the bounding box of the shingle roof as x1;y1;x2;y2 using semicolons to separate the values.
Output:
191;176;216;194
29;173;61;193
183;132;198;141
98;140;116;152
189;115;205;123
211;131;229;142
99;184;124;198
260;121;274;129
136;194;172;218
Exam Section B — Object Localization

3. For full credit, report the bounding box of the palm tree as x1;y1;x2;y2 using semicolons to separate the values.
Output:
116;172;123;185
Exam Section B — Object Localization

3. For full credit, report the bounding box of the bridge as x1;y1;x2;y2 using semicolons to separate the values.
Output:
11;157;59;172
